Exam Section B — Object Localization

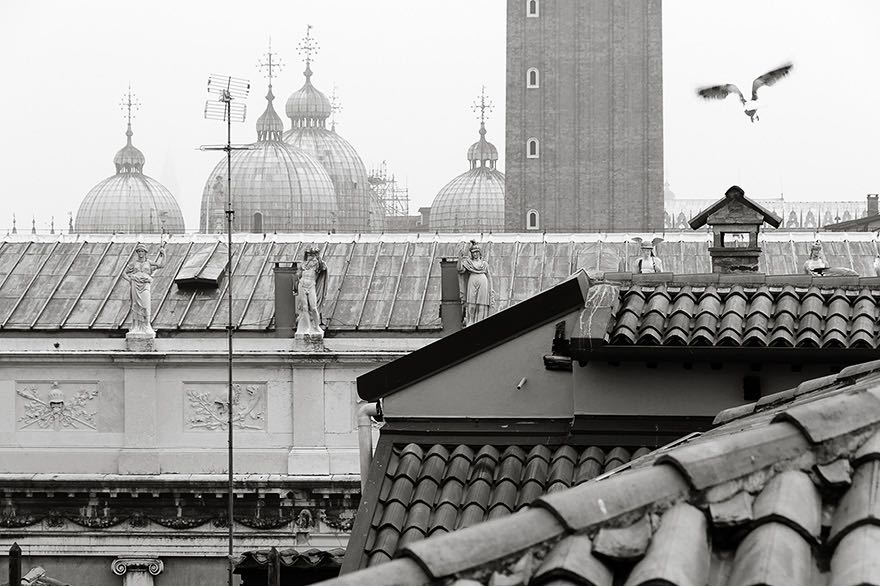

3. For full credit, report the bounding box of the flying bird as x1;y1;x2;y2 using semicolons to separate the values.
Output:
696;62;794;123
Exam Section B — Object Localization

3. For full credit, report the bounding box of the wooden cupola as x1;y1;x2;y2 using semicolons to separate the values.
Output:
689;185;782;273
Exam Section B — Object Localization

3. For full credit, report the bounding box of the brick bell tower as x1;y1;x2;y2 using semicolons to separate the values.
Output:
504;0;664;232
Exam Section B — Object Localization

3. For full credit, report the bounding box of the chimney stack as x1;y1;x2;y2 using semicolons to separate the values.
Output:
689;185;782;273
439;258;463;334
868;193;879;216
273;263;298;338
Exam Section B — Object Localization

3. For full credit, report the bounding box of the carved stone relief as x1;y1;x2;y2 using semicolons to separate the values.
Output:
184;382;267;431
16;381;99;431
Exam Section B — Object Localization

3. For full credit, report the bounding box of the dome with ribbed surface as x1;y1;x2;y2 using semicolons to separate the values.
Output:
285;65;332;124
200;85;338;234
467;123;499;164
76;123;185;234
284;65;375;231
429;123;505;232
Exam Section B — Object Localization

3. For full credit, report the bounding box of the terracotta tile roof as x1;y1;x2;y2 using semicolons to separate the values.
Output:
604;280;880;348
5;233;880;332
349;443;649;571
322;360;880;586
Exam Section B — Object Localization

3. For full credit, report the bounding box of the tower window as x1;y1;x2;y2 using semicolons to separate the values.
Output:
527;209;540;230
252;211;263;233
527;138;539;158
527;68;539;88
527;0;539;17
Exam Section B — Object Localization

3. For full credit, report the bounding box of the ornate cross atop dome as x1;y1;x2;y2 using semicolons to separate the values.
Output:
297;24;319;79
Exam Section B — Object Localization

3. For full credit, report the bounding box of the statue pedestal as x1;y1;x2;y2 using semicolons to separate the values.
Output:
293;334;324;350
125;332;155;352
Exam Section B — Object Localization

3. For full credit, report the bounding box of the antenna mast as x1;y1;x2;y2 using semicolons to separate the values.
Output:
201;72;250;586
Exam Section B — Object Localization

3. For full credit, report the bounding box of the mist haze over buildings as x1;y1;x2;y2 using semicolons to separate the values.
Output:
1;0;878;232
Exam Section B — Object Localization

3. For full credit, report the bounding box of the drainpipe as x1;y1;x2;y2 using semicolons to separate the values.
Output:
357;402;380;493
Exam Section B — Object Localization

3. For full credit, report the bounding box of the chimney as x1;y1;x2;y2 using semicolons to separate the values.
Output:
418;206;431;227
439;258;463;334
273;263;298;338
868;194;879;216
689;185;782;273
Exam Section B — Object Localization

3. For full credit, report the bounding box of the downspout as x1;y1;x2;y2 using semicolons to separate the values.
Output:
357;401;380;493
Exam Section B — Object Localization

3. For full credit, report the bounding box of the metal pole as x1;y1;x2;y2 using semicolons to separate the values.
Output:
225;91;235;586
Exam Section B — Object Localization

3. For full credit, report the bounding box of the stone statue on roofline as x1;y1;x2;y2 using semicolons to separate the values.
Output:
294;244;328;341
122;241;166;348
632;237;664;273
803;241;858;277
457;240;494;327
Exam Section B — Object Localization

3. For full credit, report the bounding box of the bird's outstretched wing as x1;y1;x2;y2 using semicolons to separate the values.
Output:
696;84;745;104
751;62;793;99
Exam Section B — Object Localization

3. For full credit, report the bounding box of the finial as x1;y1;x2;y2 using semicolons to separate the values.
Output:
11;214;16;234
297;24;319;79
258;37;284;90
119;84;141;143
329;85;342;132
31;216;36;235
472;85;494;132
68;212;73;233
50;216;55;234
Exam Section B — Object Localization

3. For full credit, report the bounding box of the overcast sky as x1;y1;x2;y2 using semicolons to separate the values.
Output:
1;0;879;233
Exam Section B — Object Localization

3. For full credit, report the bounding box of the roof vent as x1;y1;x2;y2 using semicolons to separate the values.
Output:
175;243;228;288
689;185;782;273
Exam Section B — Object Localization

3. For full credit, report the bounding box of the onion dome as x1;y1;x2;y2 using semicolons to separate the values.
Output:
200;85;338;234
283;29;375;232
75;122;185;234
285;64;332;125
429;122;505;232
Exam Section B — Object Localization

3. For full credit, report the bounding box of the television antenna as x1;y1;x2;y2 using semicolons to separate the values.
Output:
199;73;251;586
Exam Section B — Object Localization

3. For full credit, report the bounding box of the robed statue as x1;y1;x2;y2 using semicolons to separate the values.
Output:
804;241;858;277
122;242;166;336
294;245;328;339
457;240;493;327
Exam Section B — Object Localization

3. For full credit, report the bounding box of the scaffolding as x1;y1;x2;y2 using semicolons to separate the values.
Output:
368;161;410;217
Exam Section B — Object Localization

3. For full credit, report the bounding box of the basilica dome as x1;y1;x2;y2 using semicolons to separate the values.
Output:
75;124;185;234
283;57;377;232
199;85;338;234
429;122;505;232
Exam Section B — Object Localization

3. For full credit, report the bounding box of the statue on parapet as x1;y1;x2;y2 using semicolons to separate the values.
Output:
294;245;328;340
803;241;858;277
457;240;494;327
122;242;166;337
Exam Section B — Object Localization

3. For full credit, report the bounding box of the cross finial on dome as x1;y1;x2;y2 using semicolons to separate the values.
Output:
119;84;141;144
258;37;284;88
329;85;342;132
297;24;319;79
472;86;494;131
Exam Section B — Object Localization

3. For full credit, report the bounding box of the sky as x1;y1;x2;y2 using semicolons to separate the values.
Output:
1;0;879;233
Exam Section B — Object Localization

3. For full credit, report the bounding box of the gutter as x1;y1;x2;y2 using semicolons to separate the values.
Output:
357;402;381;493
570;343;880;365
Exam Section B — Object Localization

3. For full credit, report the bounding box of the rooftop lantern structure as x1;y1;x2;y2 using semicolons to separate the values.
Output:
689;185;782;273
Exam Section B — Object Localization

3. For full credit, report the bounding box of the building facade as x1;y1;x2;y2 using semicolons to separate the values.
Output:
504;0;664;232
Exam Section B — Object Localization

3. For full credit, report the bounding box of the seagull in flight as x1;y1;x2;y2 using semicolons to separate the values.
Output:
696;62;794;123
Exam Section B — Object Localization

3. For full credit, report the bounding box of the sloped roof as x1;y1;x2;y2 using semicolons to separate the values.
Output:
599;275;880;349
688;185;782;229
4;232;880;333
321;359;880;585
348;443;650;571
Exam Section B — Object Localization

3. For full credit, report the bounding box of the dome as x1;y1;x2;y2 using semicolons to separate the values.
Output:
467;124;499;164
200;85;338;234
284;57;373;231
429;123;505;232
284;126;372;232
75;123;185;234
285;65;332;124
